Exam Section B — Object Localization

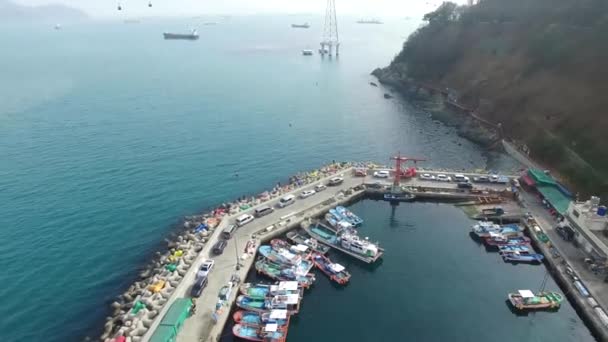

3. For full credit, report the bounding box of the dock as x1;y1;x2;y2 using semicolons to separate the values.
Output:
102;165;524;342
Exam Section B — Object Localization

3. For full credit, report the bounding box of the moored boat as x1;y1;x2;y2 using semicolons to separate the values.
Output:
312;253;351;285
305;222;383;263
233;309;289;328
501;250;544;263
255;259;315;288
240;281;301;300
236;295;267;313
484;233;531;247
336;206;364;226
232;323;286;342
270;239;312;259
498;244;532;253
508;290;563;311
258;246;312;271
286;230;330;255
472;222;522;238
383;192;416;202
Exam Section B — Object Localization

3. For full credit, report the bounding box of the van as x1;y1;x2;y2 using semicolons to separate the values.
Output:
453;174;470;183
222;224;238;239
236;214;254;227
278;195;296;208
212;240;227;255
254;206;274;218
190;276;208;297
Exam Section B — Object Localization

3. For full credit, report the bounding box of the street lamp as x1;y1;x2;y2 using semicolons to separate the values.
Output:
234;235;241;271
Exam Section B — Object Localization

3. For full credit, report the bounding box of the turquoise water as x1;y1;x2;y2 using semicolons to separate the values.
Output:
227;201;595;342
0;15;557;342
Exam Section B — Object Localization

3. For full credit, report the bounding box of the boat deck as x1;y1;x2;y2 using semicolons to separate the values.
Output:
302;222;383;264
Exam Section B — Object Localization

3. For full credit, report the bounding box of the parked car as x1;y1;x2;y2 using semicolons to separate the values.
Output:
222;224;238;239
300;190;316;199
457;182;473;189
314;184;327;192
473;176;490;183
278;194;296;208
254;206;274;218
373;170;390;178
453;174;470;183
190;276;208;297
328;177;344;186
419;173;436;181
436;174;451;182
212;240;228;255
235;214;254;227
197;259;215;278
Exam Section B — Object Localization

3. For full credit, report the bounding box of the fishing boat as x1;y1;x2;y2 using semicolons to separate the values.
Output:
286;230;330;255
383;192;416;202
484;233;531;247
508;290;563;310
270;239;312;259
501;250;544;263
312;253;351;285
240;281;301;300
232;323;286;342
255;259;315;288
302;49;313;56
498;244;532;253
335;206;364;226
258;246;308;266
236;295;267;312
472;222;521;238
233;309;289;328
305;222;383;263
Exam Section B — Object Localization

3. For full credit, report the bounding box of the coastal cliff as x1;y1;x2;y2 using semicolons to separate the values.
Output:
374;0;608;197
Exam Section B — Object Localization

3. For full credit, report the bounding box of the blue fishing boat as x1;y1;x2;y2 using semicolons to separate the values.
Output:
336;206;363;226
233;309;289;328
498;244;531;253
236;295;267;313
501;251;544;263
232;323;286;342
472;222;522;238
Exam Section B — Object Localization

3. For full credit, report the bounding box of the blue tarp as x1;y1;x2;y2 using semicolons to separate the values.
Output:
194;223;208;233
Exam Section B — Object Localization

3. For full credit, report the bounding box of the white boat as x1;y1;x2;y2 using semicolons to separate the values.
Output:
338;230;380;258
302;49;313;56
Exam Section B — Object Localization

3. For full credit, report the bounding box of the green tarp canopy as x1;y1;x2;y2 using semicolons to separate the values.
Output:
528;169;571;214
537;185;571;214
149;325;176;342
160;298;192;329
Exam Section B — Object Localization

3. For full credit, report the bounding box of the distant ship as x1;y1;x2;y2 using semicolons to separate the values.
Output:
54;24;61;30
203;22;217;26
291;23;310;28
163;29;199;40
356;19;383;24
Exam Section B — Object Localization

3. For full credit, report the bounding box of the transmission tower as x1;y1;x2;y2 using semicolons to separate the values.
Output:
320;0;339;56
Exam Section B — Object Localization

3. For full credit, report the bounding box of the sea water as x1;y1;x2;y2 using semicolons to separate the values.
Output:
0;15;587;341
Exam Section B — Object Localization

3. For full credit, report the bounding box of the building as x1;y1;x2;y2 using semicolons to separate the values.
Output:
520;168;572;216
565;197;608;262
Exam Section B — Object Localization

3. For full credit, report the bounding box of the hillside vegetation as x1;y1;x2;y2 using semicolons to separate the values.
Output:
378;0;608;197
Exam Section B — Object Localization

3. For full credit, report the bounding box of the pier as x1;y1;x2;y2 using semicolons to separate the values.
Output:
106;162;608;342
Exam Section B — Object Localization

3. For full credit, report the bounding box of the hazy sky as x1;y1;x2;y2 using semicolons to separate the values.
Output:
15;0;469;18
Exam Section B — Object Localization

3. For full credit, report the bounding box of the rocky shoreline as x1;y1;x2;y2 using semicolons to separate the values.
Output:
94;162;355;342
371;67;499;148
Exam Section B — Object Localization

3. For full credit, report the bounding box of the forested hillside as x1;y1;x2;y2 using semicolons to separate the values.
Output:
377;0;608;197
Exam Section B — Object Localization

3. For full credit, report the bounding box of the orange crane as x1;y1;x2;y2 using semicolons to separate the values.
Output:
390;152;426;187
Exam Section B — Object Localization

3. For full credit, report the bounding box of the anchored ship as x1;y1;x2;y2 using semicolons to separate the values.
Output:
291;23;310;28
163;29;199;40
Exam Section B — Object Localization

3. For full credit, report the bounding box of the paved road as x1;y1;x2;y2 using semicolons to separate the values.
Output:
520;190;608;311
172;171;362;342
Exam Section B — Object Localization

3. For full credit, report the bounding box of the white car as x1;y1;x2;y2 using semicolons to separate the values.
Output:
419;173;436;181
197;259;215;278
300;190;316;199
436;174;452;182
314;184;327;192
453;174;470;183
373;170;390;178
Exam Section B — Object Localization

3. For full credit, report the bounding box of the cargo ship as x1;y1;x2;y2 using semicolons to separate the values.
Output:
163;29;199;40
291;23;310;28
